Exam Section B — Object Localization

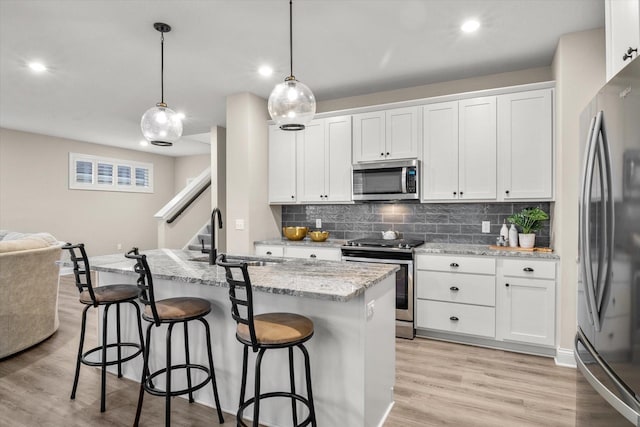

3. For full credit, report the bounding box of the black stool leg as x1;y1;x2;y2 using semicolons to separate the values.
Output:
239;345;249;409
289;347;298;425
184;321;194;403
116;303;123;378
165;322;175;427
70;305;90;400
253;348;266;427
200;318;224;423
134;322;153;427
299;344;317;427
131;302;153;389
100;304;111;412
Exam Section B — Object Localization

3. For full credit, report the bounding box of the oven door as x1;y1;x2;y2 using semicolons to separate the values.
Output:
341;255;414;323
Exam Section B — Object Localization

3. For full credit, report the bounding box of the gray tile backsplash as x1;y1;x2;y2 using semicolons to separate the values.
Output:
282;202;552;247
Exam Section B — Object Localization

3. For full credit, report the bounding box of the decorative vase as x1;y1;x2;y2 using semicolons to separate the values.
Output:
519;233;536;249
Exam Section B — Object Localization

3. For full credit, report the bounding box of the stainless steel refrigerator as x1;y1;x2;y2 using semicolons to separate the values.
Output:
576;56;640;426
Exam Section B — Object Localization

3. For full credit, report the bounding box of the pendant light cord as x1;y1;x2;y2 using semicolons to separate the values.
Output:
160;32;165;104
289;0;293;78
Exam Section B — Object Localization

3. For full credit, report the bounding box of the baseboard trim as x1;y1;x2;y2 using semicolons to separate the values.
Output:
377;400;395;427
555;347;576;368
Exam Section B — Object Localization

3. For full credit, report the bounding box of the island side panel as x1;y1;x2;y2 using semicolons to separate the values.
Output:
96;270;394;427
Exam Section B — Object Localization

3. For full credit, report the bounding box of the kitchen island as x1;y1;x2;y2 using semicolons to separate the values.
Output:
82;249;398;427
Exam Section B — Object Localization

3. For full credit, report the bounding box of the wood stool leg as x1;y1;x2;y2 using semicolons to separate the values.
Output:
134;322;153;427
300;344;317;427
200;318;224;423
289;347;298;424
184;321;194;403
100;304;111;412
70;305;90;400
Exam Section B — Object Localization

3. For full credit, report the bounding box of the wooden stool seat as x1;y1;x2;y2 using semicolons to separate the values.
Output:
79;284;140;304
142;297;211;322
237;313;314;346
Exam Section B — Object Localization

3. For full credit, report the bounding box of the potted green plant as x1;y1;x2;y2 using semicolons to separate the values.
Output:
507;207;549;248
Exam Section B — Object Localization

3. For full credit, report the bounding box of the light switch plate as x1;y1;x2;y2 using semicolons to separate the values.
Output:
316;218;322;228
481;221;491;233
235;219;245;230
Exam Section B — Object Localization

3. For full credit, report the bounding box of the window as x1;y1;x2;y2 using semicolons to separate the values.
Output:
69;153;153;193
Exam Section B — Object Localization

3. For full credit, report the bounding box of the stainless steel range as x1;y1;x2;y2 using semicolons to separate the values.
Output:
341;237;424;339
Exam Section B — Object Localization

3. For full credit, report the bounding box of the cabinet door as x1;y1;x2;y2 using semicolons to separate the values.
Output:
284;246;342;261
268;126;297;203
606;0;640;80
353;111;385;163
298;120;326;203
325;116;352;202
498;89;553;200
422;101;459;200
254;244;284;257
458;96;497;200
385;107;419;160
496;278;555;346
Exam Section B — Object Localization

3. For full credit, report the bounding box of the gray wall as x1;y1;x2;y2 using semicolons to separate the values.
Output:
283;202;551;247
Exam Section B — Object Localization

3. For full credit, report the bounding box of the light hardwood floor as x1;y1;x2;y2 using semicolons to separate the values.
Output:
0;276;578;426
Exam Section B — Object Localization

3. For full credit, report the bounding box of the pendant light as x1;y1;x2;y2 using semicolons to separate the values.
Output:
268;0;316;131
141;22;182;147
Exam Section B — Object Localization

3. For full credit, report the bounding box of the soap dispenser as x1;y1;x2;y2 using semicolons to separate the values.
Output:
509;224;519;247
500;220;509;244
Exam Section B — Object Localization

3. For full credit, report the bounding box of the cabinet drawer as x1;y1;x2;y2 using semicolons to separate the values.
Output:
416;271;495;306
416;300;495;338
417;254;495;275
501;259;556;280
284;246;342;261
254;245;284;257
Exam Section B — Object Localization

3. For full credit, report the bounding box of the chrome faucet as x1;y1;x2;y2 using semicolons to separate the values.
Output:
201;207;223;265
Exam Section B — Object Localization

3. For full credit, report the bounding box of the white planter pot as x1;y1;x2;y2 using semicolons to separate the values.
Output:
519;233;536;249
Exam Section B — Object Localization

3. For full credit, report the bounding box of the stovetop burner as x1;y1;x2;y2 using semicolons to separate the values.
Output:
345;237;424;250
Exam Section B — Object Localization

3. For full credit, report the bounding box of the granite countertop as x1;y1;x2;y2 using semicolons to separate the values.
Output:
254;238;348;248
414;243;560;260
68;249;398;302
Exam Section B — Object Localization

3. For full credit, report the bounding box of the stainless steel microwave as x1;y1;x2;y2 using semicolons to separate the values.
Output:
352;159;419;201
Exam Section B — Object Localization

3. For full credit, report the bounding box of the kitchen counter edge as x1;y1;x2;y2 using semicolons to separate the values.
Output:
414;243;560;260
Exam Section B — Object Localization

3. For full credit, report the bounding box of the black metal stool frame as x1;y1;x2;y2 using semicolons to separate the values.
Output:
126;248;224;427
217;254;317;427
63;243;145;413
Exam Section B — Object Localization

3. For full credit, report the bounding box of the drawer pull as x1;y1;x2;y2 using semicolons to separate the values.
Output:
505;283;510;287
523;267;534;272
449;286;459;291
266;251;272;255
310;254;317;258
449;316;459;321
450;262;459;268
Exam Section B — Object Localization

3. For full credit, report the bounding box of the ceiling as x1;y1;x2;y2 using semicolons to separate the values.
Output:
0;0;604;157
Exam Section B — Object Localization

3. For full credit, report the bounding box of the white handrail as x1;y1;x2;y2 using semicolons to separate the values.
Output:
154;167;211;221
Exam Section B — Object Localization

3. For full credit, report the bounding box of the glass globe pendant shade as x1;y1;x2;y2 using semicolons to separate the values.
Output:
268;77;316;131
140;102;183;146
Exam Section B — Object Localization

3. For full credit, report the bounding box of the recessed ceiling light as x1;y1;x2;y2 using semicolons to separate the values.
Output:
28;62;47;72
139;140;149;147
461;19;480;33
258;65;273;77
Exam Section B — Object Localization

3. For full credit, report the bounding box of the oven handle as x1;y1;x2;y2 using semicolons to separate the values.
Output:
342;256;413;265
402;167;408;194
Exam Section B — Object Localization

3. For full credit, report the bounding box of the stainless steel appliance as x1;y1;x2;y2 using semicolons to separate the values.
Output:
576;57;640;425
352;159;419;201
341;237;424;339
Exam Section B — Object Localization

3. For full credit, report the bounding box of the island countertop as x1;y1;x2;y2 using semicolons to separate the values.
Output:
78;249;398;302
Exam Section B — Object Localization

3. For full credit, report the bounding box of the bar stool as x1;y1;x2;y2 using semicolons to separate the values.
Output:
125;248;224;427
63;243;145;413
216;254;317;427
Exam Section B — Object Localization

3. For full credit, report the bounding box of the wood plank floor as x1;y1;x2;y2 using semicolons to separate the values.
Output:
0;276;578;426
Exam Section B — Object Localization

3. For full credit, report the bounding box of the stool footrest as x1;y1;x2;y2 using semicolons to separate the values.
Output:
81;342;143;367
238;392;314;427
144;364;212;397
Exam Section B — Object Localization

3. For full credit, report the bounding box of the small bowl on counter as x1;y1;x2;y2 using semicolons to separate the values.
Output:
308;230;330;242
283;226;309;241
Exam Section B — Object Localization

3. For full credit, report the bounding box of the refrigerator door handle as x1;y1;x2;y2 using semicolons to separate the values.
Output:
581;113;601;330
576;331;640;425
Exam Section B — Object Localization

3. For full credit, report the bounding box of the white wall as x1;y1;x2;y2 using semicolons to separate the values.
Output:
551;28;606;352
0;128;175;255
211;126;227;253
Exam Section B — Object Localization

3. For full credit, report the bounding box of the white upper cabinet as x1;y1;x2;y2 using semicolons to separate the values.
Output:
422;101;459;200
268;125;297;203
606;0;640;81
497;89;553;200
353;107;418;163
297;116;353;203
458;96;497;200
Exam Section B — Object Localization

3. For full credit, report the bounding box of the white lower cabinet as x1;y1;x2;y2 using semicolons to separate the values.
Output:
254;244;341;261
415;253;557;353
